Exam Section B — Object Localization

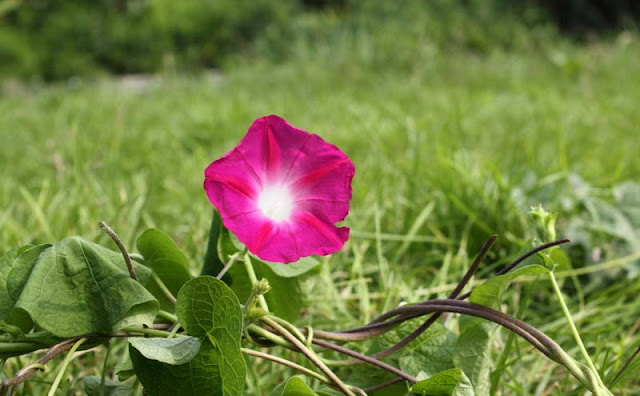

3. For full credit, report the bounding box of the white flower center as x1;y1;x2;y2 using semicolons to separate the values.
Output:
257;184;294;222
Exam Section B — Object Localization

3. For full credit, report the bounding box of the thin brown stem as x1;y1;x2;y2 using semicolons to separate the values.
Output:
0;338;79;395
375;301;557;358
312;338;417;383
499;238;571;276
371;236;498;359
456;238;570;301
339;238;572;336
99;221;138;281
449;235;498;298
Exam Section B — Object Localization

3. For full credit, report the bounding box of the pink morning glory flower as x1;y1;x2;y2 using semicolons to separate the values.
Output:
204;115;355;263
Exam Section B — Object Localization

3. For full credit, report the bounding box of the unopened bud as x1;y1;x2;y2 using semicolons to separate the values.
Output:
254;278;271;295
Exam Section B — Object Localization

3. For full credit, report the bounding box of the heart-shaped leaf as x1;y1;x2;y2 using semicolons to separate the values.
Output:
130;340;244;396
132;276;245;396
6;237;158;337
137;228;193;297
175;276;243;339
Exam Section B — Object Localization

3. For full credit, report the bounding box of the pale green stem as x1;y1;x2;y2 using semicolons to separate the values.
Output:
548;272;608;394
157;310;178;323
151;272;176;304
120;327;172;338
0;342;43;354
246;324;292;349
242;254;269;312
241;347;328;382
217;251;243;280
47;337;87;396
270;316;308;346
261;316;355;396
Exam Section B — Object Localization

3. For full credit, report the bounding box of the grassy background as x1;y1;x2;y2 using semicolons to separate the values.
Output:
1;3;639;395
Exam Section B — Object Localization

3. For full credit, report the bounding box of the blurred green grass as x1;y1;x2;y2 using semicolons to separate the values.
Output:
1;3;640;395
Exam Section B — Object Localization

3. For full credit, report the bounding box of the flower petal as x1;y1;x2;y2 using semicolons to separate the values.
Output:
237;115;310;184
288;134;355;223
204;149;260;220
204;115;354;263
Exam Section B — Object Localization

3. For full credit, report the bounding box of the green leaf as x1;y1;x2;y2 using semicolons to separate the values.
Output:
376;319;458;378
269;376;318;396
129;336;202;365
130;340;244;396
0;250;18;320
5;244;51;304
175;276;243;340
6;237;159;337
469;264;549;309
0;249;33;333
137;228;193;296
115;360;135;381
410;368;475;396
130;276;245;396
82;376;134;396
452;317;495;396
137;228;193;310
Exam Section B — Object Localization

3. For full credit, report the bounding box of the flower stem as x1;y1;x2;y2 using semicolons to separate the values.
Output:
243;254;269;312
47;337;87;396
261;316;355;396
548;272;608;394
